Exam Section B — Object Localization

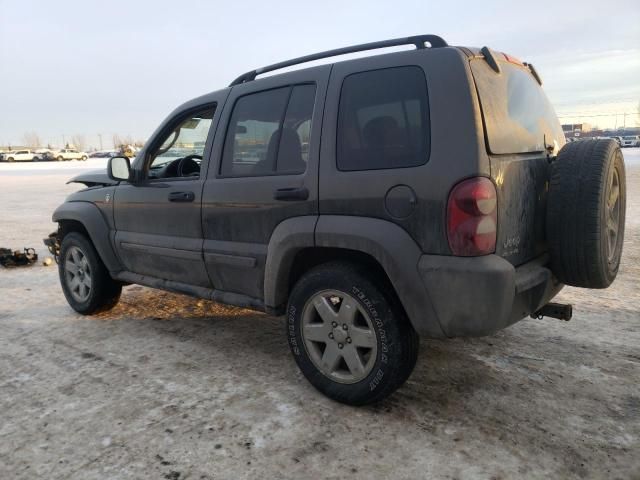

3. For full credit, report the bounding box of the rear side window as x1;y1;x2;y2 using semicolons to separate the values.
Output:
221;84;316;177
471;60;564;154
337;66;430;171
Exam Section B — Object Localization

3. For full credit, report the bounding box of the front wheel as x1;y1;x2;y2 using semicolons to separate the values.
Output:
59;232;122;314
57;156;63;161
81;155;87;161
287;262;419;406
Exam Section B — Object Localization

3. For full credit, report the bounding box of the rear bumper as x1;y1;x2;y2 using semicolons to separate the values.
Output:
417;253;563;337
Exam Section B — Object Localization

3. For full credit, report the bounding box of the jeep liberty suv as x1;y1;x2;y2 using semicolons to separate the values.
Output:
48;35;626;405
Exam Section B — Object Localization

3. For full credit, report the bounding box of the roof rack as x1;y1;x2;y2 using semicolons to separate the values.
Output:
229;34;448;86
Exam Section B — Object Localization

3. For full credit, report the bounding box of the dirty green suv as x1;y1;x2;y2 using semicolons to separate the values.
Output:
48;35;626;405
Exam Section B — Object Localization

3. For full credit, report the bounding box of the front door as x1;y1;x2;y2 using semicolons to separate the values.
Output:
112;103;221;288
201;66;330;300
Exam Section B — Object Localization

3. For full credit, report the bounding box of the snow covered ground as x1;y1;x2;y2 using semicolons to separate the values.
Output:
0;157;110;176
0;149;638;479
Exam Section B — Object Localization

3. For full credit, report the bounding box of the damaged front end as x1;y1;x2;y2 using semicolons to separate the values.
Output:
43;231;61;263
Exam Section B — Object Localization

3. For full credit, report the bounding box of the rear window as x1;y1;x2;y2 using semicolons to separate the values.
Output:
471;60;564;154
337;66;430;171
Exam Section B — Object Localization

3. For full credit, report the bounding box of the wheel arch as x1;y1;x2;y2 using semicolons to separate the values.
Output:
264;215;445;338
53;201;122;274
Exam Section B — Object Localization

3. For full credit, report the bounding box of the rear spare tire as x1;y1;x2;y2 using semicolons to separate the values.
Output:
547;139;626;288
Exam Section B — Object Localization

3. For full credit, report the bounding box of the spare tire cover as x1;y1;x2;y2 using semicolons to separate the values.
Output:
546;139;626;288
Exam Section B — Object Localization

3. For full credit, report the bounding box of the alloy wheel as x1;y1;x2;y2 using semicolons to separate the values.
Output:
64;246;92;302
301;290;378;384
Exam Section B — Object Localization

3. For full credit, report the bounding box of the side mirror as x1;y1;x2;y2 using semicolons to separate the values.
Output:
107;156;131;181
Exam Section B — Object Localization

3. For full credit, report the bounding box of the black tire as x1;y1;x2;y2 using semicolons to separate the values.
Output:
32;156;38;162
287;262;419;406
58;232;122;314
81;155;87;161
7;157;14;162
547;139;626;288
57;156;63;161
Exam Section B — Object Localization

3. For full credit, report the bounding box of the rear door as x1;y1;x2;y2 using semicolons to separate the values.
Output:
470;57;565;266
201;66;330;300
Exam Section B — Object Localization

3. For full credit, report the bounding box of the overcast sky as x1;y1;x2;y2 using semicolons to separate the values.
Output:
1;0;639;148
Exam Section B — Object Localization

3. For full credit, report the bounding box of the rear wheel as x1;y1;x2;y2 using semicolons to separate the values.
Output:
547;139;626;288
59;232;121;314
81;155;87;161
287;262;419;405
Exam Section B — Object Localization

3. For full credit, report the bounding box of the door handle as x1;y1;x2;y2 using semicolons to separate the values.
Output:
273;187;309;201
168;191;195;202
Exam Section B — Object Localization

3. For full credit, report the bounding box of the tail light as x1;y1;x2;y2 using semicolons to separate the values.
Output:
447;177;497;256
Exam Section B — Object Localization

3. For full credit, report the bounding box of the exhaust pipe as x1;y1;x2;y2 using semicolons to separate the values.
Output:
531;302;573;321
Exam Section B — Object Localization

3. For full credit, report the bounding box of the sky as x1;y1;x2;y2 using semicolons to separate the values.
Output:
1;0;639;149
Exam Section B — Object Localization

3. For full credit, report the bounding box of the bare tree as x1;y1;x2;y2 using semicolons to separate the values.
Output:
70;134;87;151
23;131;42;148
112;134;121;150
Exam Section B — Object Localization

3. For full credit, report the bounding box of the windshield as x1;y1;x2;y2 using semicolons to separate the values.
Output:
470;59;564;154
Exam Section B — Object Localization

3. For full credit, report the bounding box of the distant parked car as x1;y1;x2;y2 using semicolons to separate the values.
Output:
0;149;41;162
621;136;640;148
52;148;88;161
89;150;120;158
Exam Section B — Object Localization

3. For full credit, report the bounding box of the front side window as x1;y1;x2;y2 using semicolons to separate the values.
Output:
221;84;316;177
337;66;430;171
147;106;215;179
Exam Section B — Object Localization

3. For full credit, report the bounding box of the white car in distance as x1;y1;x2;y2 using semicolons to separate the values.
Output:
53;148;88;161
1;149;41;162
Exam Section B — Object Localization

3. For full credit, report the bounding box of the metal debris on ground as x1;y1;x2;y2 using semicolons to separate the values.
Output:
0;248;38;268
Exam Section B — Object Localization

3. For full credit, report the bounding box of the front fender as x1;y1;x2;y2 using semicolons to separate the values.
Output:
52;201;122;274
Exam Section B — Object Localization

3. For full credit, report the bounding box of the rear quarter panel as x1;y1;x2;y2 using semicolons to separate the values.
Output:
319;47;488;254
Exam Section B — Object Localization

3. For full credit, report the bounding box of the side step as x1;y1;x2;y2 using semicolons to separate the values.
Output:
531;302;573;321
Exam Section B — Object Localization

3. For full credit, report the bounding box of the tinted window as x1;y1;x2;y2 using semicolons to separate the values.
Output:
279;84;315;172
337;67;430;171
471;60;564;154
221;84;316;177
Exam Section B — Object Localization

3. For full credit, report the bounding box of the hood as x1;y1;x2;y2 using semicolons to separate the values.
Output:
66;172;117;187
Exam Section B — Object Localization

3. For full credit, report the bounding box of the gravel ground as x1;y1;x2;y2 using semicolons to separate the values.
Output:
1;151;639;479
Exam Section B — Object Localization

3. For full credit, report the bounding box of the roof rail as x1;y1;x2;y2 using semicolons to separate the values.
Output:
229;34;448;86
